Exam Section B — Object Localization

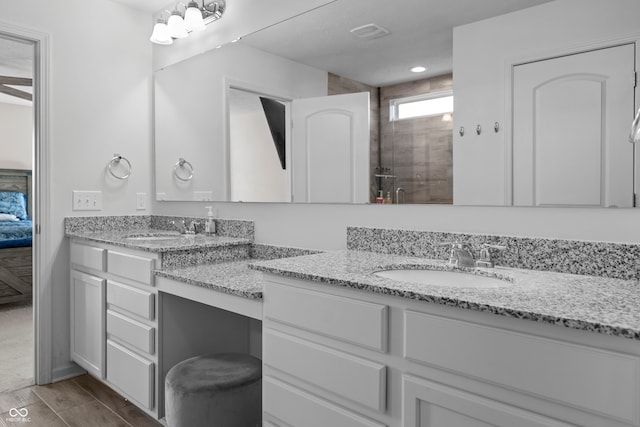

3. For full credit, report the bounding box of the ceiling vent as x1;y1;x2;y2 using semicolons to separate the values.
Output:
350;23;390;40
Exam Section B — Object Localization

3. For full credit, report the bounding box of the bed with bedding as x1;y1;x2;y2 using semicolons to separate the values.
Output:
0;170;31;248
0;169;32;305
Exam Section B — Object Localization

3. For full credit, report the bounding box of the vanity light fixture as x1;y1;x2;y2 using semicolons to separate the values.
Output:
184;1;206;31
149;14;173;45
410;66;427;73
167;7;189;39
150;0;226;45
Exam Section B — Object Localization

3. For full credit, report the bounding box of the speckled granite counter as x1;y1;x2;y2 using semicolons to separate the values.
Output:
250;250;640;340
156;260;263;299
66;229;251;253
153;245;319;299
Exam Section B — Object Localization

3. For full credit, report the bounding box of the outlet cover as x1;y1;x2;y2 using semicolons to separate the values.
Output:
136;193;146;210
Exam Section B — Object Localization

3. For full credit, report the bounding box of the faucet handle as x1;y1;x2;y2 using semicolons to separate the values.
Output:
188;220;201;234
476;244;506;268
170;220;187;234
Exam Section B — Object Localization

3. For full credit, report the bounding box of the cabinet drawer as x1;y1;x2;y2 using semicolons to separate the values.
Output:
106;340;154;409
404;310;640;423
106;281;155;320
264;280;388;352
107;250;154;285
264;376;386;427
107;310;154;355
264;329;386;412
70;243;105;271
402;374;574;427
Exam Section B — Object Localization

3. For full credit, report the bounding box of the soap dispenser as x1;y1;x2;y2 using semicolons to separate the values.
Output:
204;206;216;235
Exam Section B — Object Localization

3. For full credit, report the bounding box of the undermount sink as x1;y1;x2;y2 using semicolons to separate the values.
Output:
124;232;182;241
373;268;512;288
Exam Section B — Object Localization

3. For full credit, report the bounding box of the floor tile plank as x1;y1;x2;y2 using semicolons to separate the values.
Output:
0;400;67;427
57;400;130;427
112;403;163;427
0;387;40;414
72;375;130;411
33;378;95;413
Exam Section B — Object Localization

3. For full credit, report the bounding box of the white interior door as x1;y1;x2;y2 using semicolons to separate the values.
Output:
292;92;369;203
512;44;636;207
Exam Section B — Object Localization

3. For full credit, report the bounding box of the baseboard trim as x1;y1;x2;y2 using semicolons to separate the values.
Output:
51;362;85;383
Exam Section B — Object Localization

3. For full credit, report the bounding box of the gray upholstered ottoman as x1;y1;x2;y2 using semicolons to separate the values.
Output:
165;353;262;427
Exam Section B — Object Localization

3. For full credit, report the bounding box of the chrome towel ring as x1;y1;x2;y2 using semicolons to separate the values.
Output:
174;158;194;182
108;154;132;180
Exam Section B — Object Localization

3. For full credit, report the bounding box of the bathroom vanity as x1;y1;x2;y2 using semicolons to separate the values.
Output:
66;218;640;427
66;216;259;420
254;251;640;427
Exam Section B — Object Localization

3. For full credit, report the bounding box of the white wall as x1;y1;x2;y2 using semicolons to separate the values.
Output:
452;0;640;205
154;201;640;249
0;0;152;379
0;103;32;169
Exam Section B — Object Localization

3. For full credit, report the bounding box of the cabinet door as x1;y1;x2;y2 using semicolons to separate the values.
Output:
403;375;574;427
70;270;105;378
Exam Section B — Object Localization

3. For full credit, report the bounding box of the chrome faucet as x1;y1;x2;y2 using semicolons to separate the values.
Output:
447;242;475;267
475;244;507;268
439;242;506;268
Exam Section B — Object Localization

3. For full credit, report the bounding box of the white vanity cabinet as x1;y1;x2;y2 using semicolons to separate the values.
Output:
70;269;105;379
263;278;390;427
262;275;640;427
70;241;161;416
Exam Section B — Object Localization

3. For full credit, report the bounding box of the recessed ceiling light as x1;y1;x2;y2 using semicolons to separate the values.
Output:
411;66;427;73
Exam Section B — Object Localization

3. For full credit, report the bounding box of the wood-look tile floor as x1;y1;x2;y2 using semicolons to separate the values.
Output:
0;375;163;427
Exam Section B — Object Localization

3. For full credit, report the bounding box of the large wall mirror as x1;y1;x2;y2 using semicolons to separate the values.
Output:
154;0;640;207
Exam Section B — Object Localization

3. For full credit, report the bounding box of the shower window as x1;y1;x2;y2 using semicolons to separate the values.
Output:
390;90;454;121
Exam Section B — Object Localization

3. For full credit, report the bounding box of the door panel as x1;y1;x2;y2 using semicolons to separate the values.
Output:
292;92;369;203
513;44;635;207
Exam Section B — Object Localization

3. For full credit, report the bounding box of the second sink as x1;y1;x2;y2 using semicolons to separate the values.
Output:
373;268;512;288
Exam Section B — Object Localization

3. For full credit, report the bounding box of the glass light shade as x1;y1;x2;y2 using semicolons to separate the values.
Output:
167;12;189;38
149;21;173;45
184;3;206;31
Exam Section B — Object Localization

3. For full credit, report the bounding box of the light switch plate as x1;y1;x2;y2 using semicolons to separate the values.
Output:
72;191;102;211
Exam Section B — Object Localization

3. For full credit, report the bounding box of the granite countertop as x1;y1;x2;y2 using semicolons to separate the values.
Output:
250;250;640;340
155;260;263;300
66;229;251;253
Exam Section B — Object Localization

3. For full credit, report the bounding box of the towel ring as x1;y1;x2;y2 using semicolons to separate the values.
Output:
108;154;132;180
174;158;194;182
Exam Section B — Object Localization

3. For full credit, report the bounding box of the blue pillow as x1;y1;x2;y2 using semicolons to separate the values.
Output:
0;192;28;220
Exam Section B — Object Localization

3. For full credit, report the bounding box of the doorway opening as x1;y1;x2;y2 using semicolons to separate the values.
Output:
0;34;35;392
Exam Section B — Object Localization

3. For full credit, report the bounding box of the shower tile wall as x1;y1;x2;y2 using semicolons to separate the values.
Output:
380;74;453;204
328;72;453;204
327;73;380;202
